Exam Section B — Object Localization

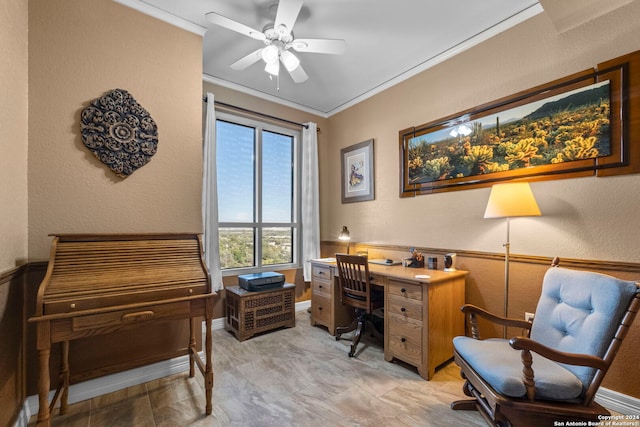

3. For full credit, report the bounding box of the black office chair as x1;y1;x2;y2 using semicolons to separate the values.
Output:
335;253;384;357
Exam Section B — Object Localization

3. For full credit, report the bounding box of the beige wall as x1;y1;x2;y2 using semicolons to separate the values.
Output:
27;0;203;260
324;2;640;264
0;0;29;272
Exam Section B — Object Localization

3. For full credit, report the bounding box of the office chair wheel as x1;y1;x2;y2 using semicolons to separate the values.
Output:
348;351;355;357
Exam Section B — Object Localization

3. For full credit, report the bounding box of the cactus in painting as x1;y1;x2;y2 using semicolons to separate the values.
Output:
505;138;544;167
551;136;599;163
420;157;454;181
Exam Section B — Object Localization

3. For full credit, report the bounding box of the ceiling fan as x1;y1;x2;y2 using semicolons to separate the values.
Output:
205;0;347;84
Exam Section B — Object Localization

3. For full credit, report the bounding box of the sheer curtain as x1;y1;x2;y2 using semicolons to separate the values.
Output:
202;92;223;291
301;122;320;281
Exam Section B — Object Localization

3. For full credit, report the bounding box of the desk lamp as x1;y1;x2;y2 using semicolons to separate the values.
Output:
338;226;351;254
484;182;541;338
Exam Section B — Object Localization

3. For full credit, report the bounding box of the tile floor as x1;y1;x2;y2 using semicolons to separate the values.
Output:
29;310;488;426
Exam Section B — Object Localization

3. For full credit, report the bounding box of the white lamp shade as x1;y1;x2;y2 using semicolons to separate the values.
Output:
280;50;300;72
261;45;279;64
264;60;280;76
484;182;541;218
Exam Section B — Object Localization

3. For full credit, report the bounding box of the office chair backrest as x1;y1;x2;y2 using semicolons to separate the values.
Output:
530;267;639;394
336;254;372;313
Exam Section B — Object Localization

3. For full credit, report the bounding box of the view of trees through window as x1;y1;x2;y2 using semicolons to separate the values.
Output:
216;116;299;270
218;228;293;269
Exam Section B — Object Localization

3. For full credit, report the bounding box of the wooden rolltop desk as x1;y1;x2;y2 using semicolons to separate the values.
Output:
29;233;216;426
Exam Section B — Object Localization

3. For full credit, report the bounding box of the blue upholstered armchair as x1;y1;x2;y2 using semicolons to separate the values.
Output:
451;261;640;427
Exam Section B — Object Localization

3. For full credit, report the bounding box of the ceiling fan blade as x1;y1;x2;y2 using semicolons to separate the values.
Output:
274;0;303;36
205;12;266;41
287;63;308;83
290;38;347;55
230;48;264;70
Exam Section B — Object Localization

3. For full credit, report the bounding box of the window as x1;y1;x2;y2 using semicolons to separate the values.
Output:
216;112;301;273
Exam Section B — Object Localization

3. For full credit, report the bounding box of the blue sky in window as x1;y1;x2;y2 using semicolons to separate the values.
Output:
216;121;293;223
262;130;293;223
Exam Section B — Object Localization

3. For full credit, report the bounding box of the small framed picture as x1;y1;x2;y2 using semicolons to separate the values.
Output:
341;139;374;203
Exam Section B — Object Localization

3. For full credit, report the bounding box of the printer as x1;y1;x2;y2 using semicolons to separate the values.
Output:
238;272;285;292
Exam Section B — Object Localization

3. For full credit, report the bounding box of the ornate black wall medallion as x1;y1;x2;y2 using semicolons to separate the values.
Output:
80;89;158;178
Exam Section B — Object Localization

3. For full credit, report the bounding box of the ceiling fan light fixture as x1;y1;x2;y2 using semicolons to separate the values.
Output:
261;45;279;64
280;50;300;72
265;59;280;76
207;0;347;86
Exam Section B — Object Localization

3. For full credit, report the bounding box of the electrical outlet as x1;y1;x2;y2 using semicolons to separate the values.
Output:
525;312;535;322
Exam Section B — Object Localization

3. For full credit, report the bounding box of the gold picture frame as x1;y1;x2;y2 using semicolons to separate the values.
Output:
398;51;640;196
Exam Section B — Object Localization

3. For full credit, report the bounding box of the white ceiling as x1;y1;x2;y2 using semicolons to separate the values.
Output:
117;0;542;117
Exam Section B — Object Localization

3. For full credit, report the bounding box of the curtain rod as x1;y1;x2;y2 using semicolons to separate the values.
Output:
202;97;309;129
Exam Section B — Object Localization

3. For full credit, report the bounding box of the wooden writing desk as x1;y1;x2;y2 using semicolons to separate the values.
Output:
310;258;467;380
29;233;216;427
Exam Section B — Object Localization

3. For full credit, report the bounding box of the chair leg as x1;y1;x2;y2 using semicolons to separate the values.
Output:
335;309;367;357
348;310;366;357
335;316;358;340
450;399;479;411
451;380;480;411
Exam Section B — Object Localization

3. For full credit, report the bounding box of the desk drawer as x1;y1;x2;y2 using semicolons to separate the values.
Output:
311;294;331;326
72;301;191;331
387;280;422;301
369;274;384;286
311;278;332;297
388;316;422;366
387;298;422;321
312;265;332;281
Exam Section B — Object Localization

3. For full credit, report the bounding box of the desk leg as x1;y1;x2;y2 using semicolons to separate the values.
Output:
189;318;196;378
36;321;51;427
60;341;70;415
204;315;213;415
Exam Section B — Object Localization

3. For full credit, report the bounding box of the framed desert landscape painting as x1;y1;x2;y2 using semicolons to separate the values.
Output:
398;52;640;197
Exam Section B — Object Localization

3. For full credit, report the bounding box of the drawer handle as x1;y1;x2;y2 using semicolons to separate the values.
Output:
319;285;323;289
401;288;406;293
122;311;155;322
400;307;406;312
401;337;407;343
318;306;322;311
319;271;325;276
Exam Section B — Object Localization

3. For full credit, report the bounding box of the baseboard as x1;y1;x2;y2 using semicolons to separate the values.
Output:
18;300;311;424
596;387;640;415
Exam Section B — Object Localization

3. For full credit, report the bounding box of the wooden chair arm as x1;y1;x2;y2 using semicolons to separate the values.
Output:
461;304;532;339
509;337;609;371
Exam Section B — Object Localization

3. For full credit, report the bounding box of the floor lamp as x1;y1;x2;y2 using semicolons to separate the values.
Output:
484;182;541;338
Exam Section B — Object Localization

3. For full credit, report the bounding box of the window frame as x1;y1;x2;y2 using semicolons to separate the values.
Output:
215;111;302;275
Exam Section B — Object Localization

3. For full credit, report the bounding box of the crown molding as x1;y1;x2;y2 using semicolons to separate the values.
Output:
113;0;207;36
324;2;544;116
202;74;329;118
